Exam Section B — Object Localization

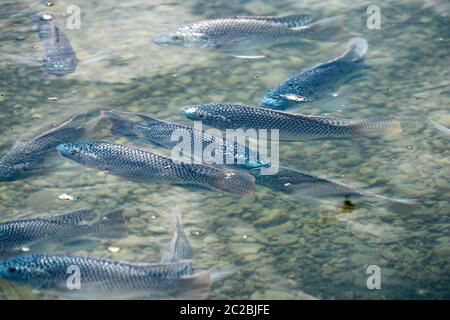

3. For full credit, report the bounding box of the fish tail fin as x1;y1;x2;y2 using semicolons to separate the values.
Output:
341;37;369;63
210;170;256;195
350;117;403;137
49;209;95;224
102;111;139;139
276;14;314;27
173;270;211;300
91;209;128;239
298;15;345;41
227;14;313;27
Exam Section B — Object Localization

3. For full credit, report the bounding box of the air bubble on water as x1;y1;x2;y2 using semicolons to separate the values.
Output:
190;230;204;237
42;14;53;21
58;193;75;201
150;215;157;220
45;2;55;7
21;247;31;252
47;96;58;101
407;145;413;150
107;246;121;253
242;234;248;240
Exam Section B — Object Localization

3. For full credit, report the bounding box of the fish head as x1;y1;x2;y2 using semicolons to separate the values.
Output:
153;25;211;48
260;92;308;110
0;255;53;287
57;141;104;167
182;104;232;128
43;56;78;76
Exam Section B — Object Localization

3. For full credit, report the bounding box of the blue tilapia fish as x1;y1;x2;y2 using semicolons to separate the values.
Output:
261;37;369;110
250;166;417;212
31;13;78;76
57;141;255;195
0;113;89;181
0;209;127;258
101;111;270;169
182;103;402;140
153;14;343;54
0;254;210;299
0;209;218;299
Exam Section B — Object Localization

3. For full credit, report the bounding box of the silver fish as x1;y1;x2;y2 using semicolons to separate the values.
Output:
57;141;255;195
251;166;417;212
153;15;343;52
0;254;211;299
261;37;369;109
33;13;78;76
182;103;403;140
0;113;89;181
0;209;127;258
102;110;270;169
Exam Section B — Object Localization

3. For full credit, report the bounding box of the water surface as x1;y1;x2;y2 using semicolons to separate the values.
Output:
0;0;448;299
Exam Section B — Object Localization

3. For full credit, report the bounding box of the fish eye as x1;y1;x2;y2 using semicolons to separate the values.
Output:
198;113;207;120
69;149;79;156
7;267;19;274
171;35;183;41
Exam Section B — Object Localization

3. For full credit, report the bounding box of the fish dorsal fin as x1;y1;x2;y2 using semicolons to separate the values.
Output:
142;261;194;278
47;209;94;225
32;112;89;140
160;206;194;264
225;14;313;28
135;113;165;126
6;113;89;154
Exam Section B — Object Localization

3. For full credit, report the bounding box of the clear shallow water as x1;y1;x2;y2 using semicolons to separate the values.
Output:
0;0;448;299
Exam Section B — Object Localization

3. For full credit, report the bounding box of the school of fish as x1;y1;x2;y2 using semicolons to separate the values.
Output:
0;5;443;301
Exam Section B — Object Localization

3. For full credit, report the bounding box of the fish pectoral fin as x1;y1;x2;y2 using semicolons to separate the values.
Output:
280;94;308;102
192;32;209;40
